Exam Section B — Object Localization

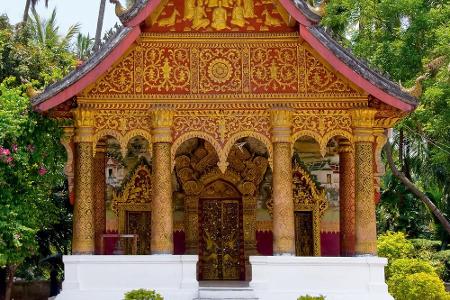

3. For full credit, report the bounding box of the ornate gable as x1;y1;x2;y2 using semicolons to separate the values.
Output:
82;27;364;102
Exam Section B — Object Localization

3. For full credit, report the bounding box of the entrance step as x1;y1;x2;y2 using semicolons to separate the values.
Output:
195;281;258;300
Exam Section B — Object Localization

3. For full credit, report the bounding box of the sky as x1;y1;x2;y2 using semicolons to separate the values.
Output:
1;0;120;38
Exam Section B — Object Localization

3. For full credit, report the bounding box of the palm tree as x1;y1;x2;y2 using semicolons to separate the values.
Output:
28;8;80;50
94;0;107;51
23;0;49;23
76;33;94;61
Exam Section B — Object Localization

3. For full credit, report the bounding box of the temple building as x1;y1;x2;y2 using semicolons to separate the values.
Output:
31;0;417;299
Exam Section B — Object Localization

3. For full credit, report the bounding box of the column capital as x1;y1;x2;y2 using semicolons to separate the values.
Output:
350;108;377;143
61;126;75;142
73;108;95;143
270;108;293;143
338;140;353;153
374;117;400;129
151;106;175;143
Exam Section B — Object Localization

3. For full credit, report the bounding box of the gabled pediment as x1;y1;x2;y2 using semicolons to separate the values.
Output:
82;33;365;102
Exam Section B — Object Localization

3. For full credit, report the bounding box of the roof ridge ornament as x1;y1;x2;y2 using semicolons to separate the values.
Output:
399;73;428;98
110;0;128;17
306;0;327;17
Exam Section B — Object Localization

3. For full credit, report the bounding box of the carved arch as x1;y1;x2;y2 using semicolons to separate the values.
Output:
291;130;322;145
321;130;354;157
171;131;222;170
93;129;124;156
123;129;153;157
223;131;273;170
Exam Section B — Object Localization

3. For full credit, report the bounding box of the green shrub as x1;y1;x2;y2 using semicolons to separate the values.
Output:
123;289;164;300
377;231;414;261
386;258;436;280
297;296;326;300
388;272;450;300
410;239;442;252
432;250;450;282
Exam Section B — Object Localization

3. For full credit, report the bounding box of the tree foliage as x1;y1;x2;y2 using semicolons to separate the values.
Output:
323;0;450;243
0;12;76;299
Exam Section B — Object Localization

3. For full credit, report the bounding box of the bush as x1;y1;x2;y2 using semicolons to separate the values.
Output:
123;289;164;300
432;250;450;282
297;296;326;300
410;239;442;252
377;231;414;261
386;258;435;280
388;272;450;300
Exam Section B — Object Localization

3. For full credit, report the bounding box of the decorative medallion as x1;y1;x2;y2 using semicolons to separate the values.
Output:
208;58;233;83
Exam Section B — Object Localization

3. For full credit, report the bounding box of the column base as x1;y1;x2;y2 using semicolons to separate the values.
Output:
56;255;198;300
250;256;393;300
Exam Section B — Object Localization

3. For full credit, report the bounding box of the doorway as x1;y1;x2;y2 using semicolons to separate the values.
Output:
198;180;245;280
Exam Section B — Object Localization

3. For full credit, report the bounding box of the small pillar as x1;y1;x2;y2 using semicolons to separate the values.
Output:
151;107;175;254
72;108;96;254
338;140;356;256
93;143;106;254
351;109;378;256
270;108;295;255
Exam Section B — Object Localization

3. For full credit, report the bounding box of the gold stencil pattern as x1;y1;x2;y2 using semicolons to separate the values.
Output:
354;142;377;255
143;47;190;93
250;47;298;92
90;51;134;94
72;143;95;253
86;35;362;100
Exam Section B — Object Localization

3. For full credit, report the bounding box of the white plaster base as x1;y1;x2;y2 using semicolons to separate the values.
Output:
55;255;198;300
56;255;392;300
250;256;393;300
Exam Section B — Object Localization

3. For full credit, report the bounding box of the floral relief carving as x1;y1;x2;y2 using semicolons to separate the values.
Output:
142;46;190;93
89;51;135;94
84;36;364;100
304;49;356;94
95;110;152;134
250;47;298;93
199;48;242;93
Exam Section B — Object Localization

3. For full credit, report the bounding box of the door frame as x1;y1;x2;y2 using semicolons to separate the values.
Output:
197;180;245;281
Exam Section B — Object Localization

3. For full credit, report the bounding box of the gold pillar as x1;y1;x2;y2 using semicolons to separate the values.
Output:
72;108;95;254
93;144;106;254
184;195;199;254
270;108;295;255
338;140;356;256
351;109;377;256
151;108;175;254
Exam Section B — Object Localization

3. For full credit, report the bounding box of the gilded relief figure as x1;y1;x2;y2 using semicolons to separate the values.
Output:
221;0;232;8
207;0;219;8
211;1;230;30
243;0;255;18
184;0;195;20
231;0;247;27
262;8;281;26
192;0;210;29
158;9;180;27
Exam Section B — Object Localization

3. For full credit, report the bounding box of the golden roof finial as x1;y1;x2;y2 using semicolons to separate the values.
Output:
26;85;41;98
307;0;328;17
399;73;428;98
110;0;128;17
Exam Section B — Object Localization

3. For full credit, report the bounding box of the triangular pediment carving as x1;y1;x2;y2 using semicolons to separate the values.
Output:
144;0;296;33
84;35;364;101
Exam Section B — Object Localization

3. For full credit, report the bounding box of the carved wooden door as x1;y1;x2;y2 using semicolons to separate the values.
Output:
294;211;314;256
126;211;151;254
198;180;244;280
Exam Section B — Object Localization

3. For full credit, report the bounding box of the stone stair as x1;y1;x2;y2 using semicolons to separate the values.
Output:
194;281;258;300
